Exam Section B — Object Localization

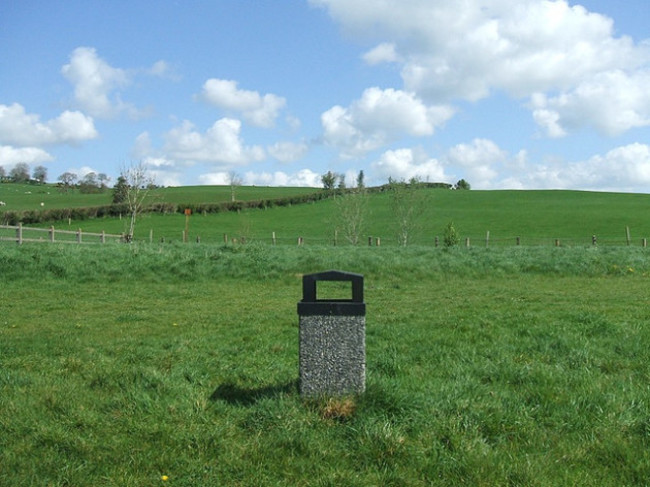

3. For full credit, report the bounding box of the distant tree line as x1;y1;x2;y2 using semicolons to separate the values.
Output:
0;162;48;184
0;163;113;194
58;171;111;194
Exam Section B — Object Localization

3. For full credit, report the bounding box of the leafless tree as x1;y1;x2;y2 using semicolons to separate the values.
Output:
57;172;77;192
228;171;242;202
33;165;48;184
336;190;368;245
389;177;427;246
120;161;155;241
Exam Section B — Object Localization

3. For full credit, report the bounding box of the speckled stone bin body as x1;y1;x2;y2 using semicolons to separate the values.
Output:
298;270;366;397
299;314;365;396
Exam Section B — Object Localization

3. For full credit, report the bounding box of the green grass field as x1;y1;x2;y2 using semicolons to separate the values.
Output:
1;243;649;486
5;188;650;247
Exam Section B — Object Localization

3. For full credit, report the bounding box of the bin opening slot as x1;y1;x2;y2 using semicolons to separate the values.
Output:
315;280;353;301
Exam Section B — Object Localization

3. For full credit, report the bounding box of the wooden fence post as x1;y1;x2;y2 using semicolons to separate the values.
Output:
465;237;470;248
16;223;23;245
223;233;228;244
272;231;276;245
77;229;82;244
592;235;597;246
516;236;520;246
376;237;381;247
49;226;55;243
368;236;373;246
643;238;647;248
485;231;490;248
298;236;303;246
101;230;106;244
555;239;560;247
435;236;439;247
626;226;631;246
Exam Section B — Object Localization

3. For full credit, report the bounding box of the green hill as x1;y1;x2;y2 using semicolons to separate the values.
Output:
4;184;648;247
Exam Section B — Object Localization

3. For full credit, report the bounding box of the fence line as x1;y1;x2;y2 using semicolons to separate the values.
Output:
180;232;649;248
0;224;123;245
2;225;648;248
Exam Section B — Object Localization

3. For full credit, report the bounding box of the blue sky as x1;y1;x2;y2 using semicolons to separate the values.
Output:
1;0;649;191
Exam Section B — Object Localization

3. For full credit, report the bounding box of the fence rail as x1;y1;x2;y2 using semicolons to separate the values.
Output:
0;224;124;245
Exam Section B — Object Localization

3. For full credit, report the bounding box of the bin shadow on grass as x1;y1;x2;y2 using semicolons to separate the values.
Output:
210;380;298;406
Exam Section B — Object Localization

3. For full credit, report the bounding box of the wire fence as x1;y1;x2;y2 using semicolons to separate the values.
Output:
2;224;648;248
170;230;649;248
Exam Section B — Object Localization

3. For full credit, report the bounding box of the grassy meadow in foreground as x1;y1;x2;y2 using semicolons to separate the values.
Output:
1;243;649;486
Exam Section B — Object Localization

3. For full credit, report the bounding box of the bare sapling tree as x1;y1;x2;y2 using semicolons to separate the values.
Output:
228;171;242;202
335;170;369;245
389;177;427;246
120;161;155;242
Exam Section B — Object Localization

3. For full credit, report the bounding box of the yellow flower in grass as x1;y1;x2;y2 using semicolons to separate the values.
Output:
161;475;169;481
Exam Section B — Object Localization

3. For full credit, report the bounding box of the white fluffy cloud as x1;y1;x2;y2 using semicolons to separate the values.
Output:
0;146;53;165
368;139;650;191
267;141;309;163
434;141;650;191
531;70;650;137
312;0;650;137
369;139;529;188
162;118;265;166
321;87;454;157
444;138;507;183
199;79;286;128
363;42;400;65
520;143;650;191
371;147;448;182
62;47;138;119
243;168;322;187
0;103;97;147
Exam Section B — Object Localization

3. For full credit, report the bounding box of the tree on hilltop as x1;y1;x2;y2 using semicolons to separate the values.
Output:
33;166;47;184
58;172;77;192
9;163;30;183
455;179;471;190
321;171;337;191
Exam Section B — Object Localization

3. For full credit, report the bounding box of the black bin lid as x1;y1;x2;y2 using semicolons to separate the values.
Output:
298;270;365;316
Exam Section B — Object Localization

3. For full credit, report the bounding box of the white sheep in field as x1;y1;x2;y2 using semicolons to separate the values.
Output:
0;201;6;206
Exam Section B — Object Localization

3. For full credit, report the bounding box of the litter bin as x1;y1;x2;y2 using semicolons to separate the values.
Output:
297;270;366;397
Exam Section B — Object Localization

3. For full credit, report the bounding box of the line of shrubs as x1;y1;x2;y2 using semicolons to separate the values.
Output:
1;204;131;226
1;191;334;225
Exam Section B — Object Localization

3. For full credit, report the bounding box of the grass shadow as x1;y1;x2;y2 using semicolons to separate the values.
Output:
210;380;298;406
